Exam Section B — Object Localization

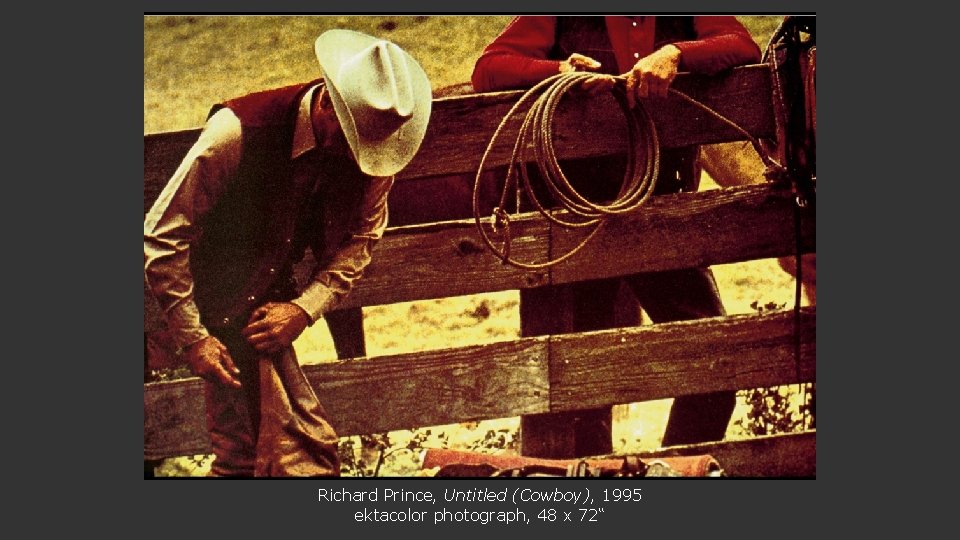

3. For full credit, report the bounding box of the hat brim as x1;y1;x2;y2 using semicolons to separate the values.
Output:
315;29;432;177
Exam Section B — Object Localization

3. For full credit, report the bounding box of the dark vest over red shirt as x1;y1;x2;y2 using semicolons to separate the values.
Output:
551;16;701;198
553;16;695;76
191;80;365;330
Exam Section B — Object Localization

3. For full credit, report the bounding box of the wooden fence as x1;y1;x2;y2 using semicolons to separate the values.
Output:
143;64;816;476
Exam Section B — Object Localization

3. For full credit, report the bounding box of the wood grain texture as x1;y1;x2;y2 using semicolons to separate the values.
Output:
144;337;549;459
305;338;549;435
643;431;816;477
143;308;815;460
548;308;816;411
143;64;782;335
325;183;813;308
144;183;814;356
550;183;816;284
143;378;208;461
340;218;550;308
518;286;612;459
143;65;774;209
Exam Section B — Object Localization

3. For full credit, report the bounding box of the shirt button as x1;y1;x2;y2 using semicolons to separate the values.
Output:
247;295;256;302
268;268;277;275
285;238;292;244
222;317;231;325
634;52;640;59
632;21;637;27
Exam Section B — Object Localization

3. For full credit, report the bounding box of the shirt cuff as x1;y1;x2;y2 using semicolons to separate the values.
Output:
163;300;211;352
291;282;338;324
670;41;699;71
532;58;566;79
671;37;760;75
168;323;210;354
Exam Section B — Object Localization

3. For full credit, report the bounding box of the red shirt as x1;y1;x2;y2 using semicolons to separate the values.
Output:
472;16;761;92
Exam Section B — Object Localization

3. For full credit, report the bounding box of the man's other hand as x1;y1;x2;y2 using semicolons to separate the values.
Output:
183;336;241;388
624;45;682;107
241;302;311;355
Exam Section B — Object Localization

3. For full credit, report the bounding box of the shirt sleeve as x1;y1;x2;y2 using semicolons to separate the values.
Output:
471;16;564;92
143;108;242;351
672;16;762;75
290;174;395;322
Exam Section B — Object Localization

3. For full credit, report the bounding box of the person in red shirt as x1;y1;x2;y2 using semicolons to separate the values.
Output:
473;16;759;99
472;16;761;449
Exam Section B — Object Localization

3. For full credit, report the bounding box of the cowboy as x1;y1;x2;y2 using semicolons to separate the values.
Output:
144;29;432;476
472;16;761;450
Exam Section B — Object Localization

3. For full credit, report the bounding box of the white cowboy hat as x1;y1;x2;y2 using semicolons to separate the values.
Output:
315;29;432;177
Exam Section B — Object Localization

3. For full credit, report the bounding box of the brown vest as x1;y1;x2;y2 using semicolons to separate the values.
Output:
191;80;365;329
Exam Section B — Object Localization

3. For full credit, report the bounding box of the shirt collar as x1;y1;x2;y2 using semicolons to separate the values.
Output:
291;83;322;160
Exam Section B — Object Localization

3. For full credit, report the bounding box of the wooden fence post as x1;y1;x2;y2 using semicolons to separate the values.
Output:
519;283;641;458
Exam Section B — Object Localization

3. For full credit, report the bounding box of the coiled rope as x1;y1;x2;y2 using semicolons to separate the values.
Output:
472;71;784;269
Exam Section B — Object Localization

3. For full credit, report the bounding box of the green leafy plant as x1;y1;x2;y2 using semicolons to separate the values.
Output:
734;300;816;436
736;384;814;436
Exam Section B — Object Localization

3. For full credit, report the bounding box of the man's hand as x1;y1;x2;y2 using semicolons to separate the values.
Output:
624;45;682;107
560;52;602;73
560;53;616;95
183;336;241;388
241;302;311;355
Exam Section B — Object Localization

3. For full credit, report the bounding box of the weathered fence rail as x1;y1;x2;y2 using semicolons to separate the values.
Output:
146;308;814;460
144;65;773;194
143;63;816;476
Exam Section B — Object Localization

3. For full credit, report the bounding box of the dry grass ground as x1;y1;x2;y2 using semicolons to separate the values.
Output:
145;16;516;132
145;15;807;476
